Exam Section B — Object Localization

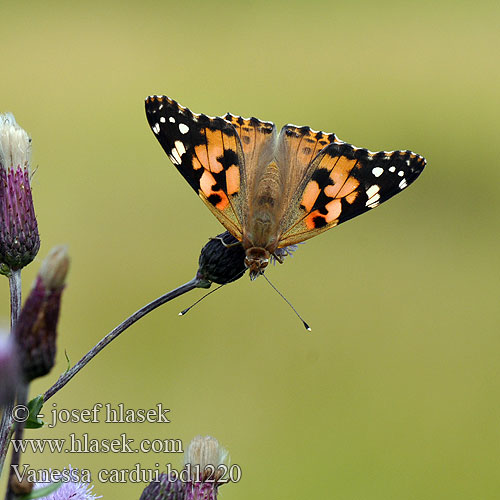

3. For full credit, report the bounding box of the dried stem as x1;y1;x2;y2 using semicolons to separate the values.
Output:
5;384;27;500
44;277;202;401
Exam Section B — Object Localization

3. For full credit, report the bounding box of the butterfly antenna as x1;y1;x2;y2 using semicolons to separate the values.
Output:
262;274;311;331
179;285;224;316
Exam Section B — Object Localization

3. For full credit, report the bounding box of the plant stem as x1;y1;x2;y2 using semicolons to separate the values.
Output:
5;384;27;500
8;271;21;330
0;270;22;480
44;277;202;401
0;404;13;479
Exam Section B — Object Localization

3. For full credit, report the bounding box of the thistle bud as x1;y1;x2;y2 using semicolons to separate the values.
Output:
184;436;229;500
197;232;246;285
9;476;33;496
0;332;20;407
14;246;69;382
139;473;185;500
0;113;39;274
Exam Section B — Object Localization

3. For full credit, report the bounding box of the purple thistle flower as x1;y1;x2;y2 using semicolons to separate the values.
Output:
270;243;300;265
0;332;20;407
0;113;40;274
14;246;69;381
139;473;185;500
35;467;101;500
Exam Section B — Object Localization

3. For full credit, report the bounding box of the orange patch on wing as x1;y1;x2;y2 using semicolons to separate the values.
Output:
221;129;238;153
337;177;360;198
305;210;325;229
206;133;225;173
205;129;224;173
226;165;240;195
324;199;342;222
194;143;209;168
346;191;358;204
301;181;321;212
304;199;342;230
199;170;216;197
199;170;229;210
214;193;229;210
191;155;203;170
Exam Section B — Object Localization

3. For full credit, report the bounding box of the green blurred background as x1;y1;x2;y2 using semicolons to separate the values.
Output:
1;0;499;498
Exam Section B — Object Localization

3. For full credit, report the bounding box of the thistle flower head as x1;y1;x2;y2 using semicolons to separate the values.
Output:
35;467;101;499
139;473;185;500
0;331;20;407
0;113;39;274
0;114;31;173
196;232;246;285
270;243;299;265
15;246;70;381
184;436;229;500
197;232;300;286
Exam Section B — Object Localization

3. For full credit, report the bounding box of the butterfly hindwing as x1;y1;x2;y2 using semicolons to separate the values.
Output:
278;143;426;246
223;113;277;223
275;125;339;219
145;95;244;238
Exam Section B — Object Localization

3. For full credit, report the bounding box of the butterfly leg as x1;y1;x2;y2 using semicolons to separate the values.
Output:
272;253;284;264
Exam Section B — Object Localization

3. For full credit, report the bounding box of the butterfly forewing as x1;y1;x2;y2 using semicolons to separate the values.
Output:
278;143;426;246
145;95;245;238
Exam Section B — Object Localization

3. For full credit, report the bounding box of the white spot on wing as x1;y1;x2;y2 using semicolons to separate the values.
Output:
168;154;179;166
372;167;384;178
171;148;182;164
152;123;160;134
160;117;166;123
366;193;380;206
389;166;396;173
174;140;186;157
179;123;189;134
399;178;408;189
398;171;404;177
169;117;175;123
406;159;411;166
366;185;380;199
365;185;381;207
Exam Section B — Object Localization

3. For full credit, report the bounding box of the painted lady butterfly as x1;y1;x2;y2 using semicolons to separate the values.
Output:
145;96;426;280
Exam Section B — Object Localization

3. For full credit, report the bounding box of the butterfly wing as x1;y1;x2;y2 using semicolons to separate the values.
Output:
277;141;426;247
223;113;277;227
274;125;339;221
145;95;245;239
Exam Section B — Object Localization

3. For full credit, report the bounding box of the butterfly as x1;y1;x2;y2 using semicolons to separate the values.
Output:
145;95;426;280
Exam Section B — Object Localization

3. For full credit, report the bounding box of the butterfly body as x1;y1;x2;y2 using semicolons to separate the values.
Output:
145;95;426;280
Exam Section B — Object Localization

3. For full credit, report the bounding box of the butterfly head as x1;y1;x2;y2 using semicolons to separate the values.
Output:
245;247;270;281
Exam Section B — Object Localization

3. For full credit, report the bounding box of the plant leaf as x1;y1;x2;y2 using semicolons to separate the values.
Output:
19;482;61;499
24;395;44;429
